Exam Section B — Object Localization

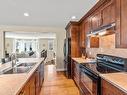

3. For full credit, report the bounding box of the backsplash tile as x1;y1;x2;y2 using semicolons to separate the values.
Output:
86;34;127;58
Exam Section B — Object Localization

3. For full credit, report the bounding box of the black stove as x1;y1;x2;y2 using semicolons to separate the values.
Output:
80;54;127;75
79;54;127;95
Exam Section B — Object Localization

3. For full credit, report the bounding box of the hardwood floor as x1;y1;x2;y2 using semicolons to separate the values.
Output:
40;65;80;95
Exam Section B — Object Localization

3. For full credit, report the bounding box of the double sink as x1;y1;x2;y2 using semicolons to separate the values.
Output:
2;62;37;74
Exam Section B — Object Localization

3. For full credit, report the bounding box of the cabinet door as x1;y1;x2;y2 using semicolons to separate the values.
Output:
71;25;80;57
85;19;91;47
85;18;99;48
73;62;80;87
40;63;44;87
101;79;126;95
91;11;101;30
20;83;30;95
35;67;40;95
29;73;36;95
80;21;86;48
102;0;115;26
118;0;127;48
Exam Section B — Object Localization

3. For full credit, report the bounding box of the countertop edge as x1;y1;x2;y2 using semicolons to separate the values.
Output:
100;73;127;94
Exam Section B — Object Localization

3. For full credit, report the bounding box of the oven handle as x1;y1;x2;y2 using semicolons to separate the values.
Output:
81;69;98;81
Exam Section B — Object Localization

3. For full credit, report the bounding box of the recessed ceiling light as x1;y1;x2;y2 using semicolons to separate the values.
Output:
24;13;29;17
71;16;76;20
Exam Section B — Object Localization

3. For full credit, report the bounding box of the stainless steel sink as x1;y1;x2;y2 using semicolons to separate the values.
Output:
3;67;31;74
17;62;36;67
2;62;37;74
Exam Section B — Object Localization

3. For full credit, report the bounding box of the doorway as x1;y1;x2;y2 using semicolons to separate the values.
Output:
4;31;57;65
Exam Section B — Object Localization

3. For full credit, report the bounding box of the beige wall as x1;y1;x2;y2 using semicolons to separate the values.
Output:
0;31;5;58
86;34;127;58
5;38;14;54
38;38;57;62
38;39;49;51
0;25;66;70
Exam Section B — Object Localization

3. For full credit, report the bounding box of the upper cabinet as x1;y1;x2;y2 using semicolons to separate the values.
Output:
116;0;127;48
66;0;127;49
79;21;85;48
90;0;115;30
91;11;101;30
101;0;116;26
65;21;81;57
85;18;99;48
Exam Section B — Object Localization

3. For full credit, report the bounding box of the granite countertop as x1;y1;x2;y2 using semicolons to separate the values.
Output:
0;58;44;95
100;72;127;94
72;57;96;64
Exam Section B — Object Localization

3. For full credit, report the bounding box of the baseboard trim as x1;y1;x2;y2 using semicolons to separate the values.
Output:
56;68;66;71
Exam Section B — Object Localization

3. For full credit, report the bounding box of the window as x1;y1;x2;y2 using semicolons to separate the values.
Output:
14;39;38;53
48;40;54;51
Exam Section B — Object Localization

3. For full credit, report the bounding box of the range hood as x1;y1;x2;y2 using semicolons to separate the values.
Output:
87;23;116;37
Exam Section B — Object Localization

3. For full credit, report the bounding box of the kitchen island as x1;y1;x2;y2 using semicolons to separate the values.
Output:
0;58;44;95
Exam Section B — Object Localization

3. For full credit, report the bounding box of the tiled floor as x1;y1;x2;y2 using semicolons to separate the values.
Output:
40;65;80;95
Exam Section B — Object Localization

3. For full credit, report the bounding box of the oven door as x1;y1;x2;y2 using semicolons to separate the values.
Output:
80;67;99;95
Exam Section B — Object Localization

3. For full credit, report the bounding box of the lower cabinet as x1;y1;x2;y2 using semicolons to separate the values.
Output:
18;63;44;95
19;82;30;95
72;60;80;87
19;73;36;95
101;79;126;95
29;73;36;95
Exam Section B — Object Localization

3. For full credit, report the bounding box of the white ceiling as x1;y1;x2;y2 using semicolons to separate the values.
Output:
0;0;97;27
5;32;56;39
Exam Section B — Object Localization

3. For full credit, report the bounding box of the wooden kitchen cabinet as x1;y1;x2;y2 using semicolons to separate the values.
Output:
85;18;99;48
72;60;80;87
90;0;116;28
115;0;127;48
35;63;44;95
18;63;44;95
80;21;86;48
35;67;41;95
19;73;36;95
40;63;44;87
65;21;81;57
85;18;91;48
101;0;115;26
65;0;127;49
91;11;101;30
19;83;30;95
18;74;36;95
101;79;127;95
29;73;36;95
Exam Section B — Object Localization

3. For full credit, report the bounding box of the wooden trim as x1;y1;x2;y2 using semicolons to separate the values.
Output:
79;0;110;24
65;21;79;30
66;0;112;29
115;0;121;48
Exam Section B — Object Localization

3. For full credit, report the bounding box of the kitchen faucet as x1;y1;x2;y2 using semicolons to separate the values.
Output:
10;54;16;67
